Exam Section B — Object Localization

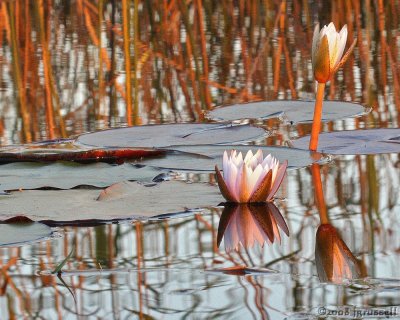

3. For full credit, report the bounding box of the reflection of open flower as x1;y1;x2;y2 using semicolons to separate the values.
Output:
215;150;287;203
217;203;289;251
315;224;361;284
312;22;355;83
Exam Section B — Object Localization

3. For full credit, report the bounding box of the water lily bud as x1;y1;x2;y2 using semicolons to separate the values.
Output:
215;149;287;203
312;22;348;83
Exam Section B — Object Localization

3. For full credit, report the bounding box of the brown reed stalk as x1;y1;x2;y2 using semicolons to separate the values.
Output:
37;0;55;139
179;0;204;115
97;0;104;120
122;0;133;125
377;0;387;93
133;0;140;124
273;1;286;98
195;0;212;110
4;2;32;142
135;222;144;318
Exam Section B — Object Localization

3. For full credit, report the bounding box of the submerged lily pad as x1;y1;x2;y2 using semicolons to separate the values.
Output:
292;128;400;155
0;222;53;246
75;123;266;148
0;181;224;223
140;145;324;171
0;162;169;190
206;100;368;124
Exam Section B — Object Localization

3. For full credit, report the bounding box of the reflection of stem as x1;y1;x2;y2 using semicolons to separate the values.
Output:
311;164;329;224
309;82;326;151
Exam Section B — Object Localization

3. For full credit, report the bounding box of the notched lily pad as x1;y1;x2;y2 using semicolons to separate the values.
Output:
0;162;170;190
140;145;324;171
206;100;368;124
0;181;224;223
0;222;53;246
75;123;266;148
292;128;400;155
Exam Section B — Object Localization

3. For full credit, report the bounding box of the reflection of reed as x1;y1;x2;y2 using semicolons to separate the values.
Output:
0;1;398;143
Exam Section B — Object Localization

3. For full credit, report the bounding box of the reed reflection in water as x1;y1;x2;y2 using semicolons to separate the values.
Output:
0;0;399;319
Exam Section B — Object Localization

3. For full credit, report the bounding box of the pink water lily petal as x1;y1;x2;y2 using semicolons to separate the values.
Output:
312;23;320;67
222;151;229;179
243;150;254;163
228;162;239;201
238;164;251;202
248;164;264;198
266;160;288;201
336;25;348;66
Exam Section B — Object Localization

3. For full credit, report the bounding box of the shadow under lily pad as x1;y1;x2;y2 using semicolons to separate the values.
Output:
206;100;368;124
292;128;400;155
140;145;325;171
75;123;266;148
0;222;53;246
0;181;224;223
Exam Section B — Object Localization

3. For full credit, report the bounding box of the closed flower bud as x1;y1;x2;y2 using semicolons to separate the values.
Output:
312;22;354;83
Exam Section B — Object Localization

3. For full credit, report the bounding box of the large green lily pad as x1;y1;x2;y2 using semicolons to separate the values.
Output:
75;123;266;148
206;100;368;123
292;128;400;155
140;145;324;171
0;162;169;190
0;222;53;246
0;181;224;223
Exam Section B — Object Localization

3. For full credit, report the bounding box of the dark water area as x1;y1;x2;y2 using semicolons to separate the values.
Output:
0;1;399;319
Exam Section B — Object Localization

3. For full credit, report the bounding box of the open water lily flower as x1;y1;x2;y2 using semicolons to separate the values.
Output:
312;22;356;83
215;150;288;203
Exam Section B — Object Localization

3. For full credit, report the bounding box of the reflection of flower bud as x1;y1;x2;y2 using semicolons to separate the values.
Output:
217;203;289;251
315;224;361;283
215;150;287;203
312;22;350;83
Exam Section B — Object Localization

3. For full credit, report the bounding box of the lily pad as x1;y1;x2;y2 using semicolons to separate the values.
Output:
206;100;368;124
0;181;224;223
0;146;165;164
75;123;266;148
292;128;400;155
140;145;324;171
0;222;53;246
0;162;169;190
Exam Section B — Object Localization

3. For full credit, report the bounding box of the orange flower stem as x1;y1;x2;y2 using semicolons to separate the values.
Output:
309;82;326;151
311;163;329;224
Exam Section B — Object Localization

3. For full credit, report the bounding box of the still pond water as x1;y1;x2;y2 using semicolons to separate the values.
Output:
0;1;399;319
